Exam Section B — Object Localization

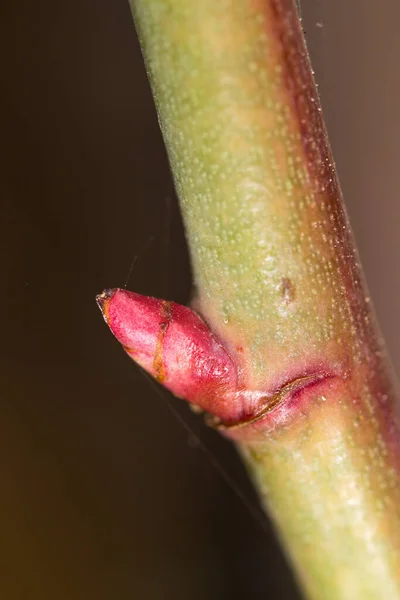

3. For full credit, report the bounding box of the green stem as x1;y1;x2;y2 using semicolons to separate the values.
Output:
129;1;400;597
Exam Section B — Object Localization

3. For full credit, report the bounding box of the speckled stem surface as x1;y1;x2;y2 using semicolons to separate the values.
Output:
129;0;400;597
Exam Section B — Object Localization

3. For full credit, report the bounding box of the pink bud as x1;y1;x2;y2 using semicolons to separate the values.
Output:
97;289;337;439
96;289;239;422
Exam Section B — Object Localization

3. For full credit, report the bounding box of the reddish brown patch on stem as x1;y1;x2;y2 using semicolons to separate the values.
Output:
268;0;337;197
279;276;295;304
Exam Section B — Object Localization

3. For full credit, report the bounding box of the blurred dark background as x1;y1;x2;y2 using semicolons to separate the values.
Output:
1;1;400;598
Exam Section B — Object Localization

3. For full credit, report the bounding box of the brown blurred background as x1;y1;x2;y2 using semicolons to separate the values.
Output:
1;1;400;599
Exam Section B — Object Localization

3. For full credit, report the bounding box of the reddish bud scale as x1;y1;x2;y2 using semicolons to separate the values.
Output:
96;289;242;423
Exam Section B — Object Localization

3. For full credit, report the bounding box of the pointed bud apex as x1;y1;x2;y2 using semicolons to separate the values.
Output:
96;289;238;421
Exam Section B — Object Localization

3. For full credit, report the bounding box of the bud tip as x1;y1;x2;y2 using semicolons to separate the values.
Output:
96;288;117;322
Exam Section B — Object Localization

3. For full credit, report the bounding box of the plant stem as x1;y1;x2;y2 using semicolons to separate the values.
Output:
126;1;400;597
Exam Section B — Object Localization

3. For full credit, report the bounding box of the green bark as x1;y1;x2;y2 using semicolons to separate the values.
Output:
129;1;400;597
